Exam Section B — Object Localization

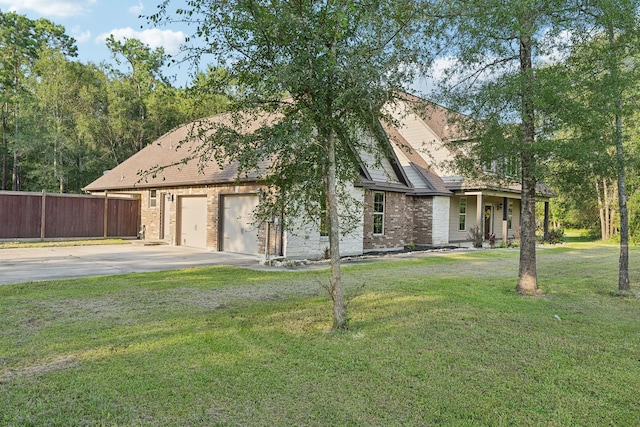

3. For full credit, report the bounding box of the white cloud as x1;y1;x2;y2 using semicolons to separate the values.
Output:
96;27;185;56
430;56;458;82
128;1;144;16
74;29;92;43
0;0;96;17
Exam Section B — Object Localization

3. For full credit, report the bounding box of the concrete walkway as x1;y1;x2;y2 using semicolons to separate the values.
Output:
0;244;260;286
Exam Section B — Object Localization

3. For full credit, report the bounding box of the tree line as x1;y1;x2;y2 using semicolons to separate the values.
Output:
0;11;229;194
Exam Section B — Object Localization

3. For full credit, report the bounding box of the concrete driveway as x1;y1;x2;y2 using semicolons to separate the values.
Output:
0;244;260;286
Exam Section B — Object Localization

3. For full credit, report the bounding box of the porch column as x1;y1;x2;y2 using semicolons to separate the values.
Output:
544;201;550;241
476;193;483;238
502;196;508;245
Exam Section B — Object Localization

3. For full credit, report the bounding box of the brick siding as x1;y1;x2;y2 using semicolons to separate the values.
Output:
363;190;435;251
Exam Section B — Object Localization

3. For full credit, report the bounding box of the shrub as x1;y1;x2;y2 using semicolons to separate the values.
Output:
546;228;565;244
468;226;483;248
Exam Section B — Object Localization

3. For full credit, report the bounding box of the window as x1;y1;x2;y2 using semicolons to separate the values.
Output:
508;201;513;230
481;156;521;179
149;189;157;208
373;192;384;235
320;198;328;237
459;197;467;231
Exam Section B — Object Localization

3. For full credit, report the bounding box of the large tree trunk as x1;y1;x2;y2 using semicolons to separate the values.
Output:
12;150;20;191
518;153;538;294
604;179;611;239
517;31;538;294
326;129;347;330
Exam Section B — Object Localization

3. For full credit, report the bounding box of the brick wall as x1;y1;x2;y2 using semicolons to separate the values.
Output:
410;196;436;246
362;190;442;251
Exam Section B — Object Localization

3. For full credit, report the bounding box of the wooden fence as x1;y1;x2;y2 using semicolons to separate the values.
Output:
0;191;140;240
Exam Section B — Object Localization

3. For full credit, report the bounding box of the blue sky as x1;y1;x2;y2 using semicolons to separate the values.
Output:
2;0;195;86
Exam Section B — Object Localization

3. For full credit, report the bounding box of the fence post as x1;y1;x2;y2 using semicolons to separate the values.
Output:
103;191;109;238
40;190;46;240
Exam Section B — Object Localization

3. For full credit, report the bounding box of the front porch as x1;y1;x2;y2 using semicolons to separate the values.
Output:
450;191;552;246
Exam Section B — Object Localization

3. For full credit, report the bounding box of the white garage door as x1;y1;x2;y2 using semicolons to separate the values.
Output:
222;195;259;254
179;196;208;248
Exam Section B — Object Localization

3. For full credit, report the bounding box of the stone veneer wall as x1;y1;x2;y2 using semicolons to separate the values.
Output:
431;196;450;245
283;186;364;259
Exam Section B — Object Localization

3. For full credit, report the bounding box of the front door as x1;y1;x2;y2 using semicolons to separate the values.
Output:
484;205;493;239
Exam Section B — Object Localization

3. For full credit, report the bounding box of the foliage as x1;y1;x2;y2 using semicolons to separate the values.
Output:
467;225;483;248
0;244;638;425
0;11;78;190
543;228;565;245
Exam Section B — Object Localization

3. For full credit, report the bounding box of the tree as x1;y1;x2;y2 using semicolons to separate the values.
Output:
150;0;430;329
549;0;640;292
179;66;230;120
105;36;178;156
435;0;580;294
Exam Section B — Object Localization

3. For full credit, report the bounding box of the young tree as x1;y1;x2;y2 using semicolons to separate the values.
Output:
435;0;579;294
151;0;431;329
550;0;640;292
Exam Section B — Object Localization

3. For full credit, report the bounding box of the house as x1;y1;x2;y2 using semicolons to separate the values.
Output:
84;94;555;258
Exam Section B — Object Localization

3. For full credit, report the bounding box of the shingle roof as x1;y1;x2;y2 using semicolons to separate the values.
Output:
84;115;271;192
85;94;553;199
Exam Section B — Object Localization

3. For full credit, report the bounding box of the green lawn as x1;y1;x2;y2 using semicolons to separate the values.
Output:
1;243;639;426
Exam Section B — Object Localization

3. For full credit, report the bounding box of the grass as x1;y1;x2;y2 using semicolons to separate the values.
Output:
562;228;598;243
0;238;130;249
1;242;639;426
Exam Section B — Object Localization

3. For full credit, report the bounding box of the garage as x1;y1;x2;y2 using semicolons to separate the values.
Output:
179;196;208;248
222;195;259;254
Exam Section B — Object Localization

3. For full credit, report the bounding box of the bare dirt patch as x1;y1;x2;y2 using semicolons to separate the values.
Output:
0;355;78;384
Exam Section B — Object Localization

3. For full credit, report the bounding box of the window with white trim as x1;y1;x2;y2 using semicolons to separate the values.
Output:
149;189;157;208
373;192;385;235
320;198;328;237
459;197;467;231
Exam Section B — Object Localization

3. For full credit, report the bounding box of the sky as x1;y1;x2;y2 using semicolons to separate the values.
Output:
1;0;195;86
